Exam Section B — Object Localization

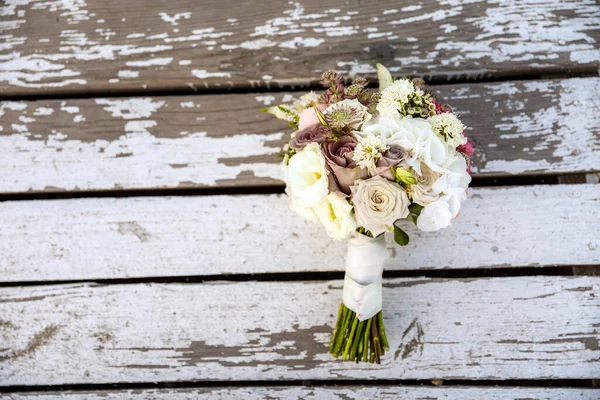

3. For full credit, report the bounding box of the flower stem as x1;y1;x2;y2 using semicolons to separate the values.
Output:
329;303;388;364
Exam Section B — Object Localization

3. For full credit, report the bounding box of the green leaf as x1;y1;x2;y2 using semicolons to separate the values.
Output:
393;225;410;246
314;105;329;127
408;203;424;214
407;203;424;224
376;63;393;91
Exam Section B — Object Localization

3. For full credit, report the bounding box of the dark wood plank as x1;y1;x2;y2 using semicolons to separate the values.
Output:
1;277;598;385
1;0;598;96
0;77;598;194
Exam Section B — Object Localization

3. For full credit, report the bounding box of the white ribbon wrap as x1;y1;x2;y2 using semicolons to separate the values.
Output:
342;234;388;321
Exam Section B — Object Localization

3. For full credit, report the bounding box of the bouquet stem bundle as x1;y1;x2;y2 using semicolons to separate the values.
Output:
329;303;389;363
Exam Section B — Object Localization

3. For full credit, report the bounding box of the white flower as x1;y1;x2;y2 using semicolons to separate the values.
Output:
351;175;410;236
263;104;298;123
323;99;372;130
376;79;416;118
434;153;472;194
289;195;319;223
428;113;467;148
416;198;453;232
314;193;357;240
376;116;448;175
352;134;388;174
286;142;329;208
293;92;320;113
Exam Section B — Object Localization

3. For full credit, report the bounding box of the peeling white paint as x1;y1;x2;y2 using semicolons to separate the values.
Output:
179;60;191;66
126;58;173;67
61;105;80;114
0;130;283;191
255;95;276;106
33;107;53;116
118;70;139;78
159;12;192;26
95;98;165;120
179;101;194;108
192;69;231;79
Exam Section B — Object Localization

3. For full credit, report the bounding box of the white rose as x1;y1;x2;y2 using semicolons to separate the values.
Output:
314;193;357;240
351;175;410;236
417;198;453;232
286;142;329;208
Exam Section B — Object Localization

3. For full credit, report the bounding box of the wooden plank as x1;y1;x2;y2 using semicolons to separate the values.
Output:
1;184;598;282
3;387;600;400
1;0;598;96
0;78;598;194
1;277;598;385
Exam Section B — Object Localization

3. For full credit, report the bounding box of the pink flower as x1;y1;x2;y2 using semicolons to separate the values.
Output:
298;104;327;130
433;101;452;115
457;140;474;157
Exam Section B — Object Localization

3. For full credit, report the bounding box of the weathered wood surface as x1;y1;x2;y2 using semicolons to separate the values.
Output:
0;78;598;194
3;387;600;400
1;277;598;385
1;0;599;96
1;184;598;282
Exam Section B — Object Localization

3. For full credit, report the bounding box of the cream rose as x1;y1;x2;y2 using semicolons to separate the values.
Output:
351;175;410;236
314;192;357;240
286;142;329;208
411;163;443;206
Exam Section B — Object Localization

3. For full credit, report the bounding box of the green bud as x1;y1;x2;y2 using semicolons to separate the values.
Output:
391;166;417;185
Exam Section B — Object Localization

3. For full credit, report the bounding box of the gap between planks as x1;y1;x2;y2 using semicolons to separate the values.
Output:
0;381;598;397
1;69;598;103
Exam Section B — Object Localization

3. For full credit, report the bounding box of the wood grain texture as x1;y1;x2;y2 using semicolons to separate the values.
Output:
0;78;598;194
3;387;600;400
1;0;599;96
0;184;598;282
1;277;599;385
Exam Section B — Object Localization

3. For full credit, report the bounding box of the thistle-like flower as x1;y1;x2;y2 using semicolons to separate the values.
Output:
320;70;344;88
323;99;371;131
352;134;388;174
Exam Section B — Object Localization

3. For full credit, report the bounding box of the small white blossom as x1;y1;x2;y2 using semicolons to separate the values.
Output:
264;104;298;123
428;113;467;148
376;79;416;118
352;134;388;174
293;92;320;113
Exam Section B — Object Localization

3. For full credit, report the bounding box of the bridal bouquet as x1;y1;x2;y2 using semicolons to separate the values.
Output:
263;64;473;363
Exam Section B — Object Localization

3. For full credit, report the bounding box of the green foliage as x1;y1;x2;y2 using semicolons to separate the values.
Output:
407;203;424;224
393;225;410;246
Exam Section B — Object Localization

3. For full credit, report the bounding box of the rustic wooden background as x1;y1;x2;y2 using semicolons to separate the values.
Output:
1;1;599;399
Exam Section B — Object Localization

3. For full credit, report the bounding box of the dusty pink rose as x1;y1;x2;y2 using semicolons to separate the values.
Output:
290;124;329;149
322;136;369;194
375;144;407;181
298;104;327;130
